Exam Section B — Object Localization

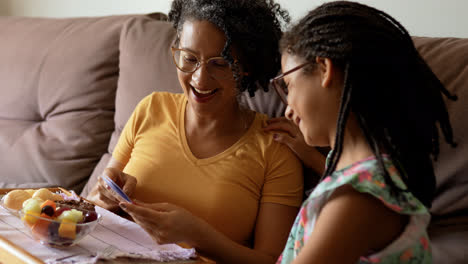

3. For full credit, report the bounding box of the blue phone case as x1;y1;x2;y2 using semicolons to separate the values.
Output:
101;174;133;203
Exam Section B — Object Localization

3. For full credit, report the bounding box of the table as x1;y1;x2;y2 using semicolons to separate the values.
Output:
0;188;210;264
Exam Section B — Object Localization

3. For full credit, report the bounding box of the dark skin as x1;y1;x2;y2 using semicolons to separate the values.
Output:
88;20;300;264
263;117;326;174
280;54;408;264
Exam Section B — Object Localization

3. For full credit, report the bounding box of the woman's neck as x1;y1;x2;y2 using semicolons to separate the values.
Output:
185;102;252;137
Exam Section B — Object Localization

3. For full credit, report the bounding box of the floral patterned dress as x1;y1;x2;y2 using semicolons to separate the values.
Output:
277;154;432;264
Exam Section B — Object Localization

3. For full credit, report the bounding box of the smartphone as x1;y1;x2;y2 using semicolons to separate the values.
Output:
100;174;133;203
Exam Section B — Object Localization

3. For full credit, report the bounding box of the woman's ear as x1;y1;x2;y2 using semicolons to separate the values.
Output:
315;57;334;88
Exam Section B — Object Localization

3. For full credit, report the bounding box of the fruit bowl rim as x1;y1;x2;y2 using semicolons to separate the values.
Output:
18;208;102;226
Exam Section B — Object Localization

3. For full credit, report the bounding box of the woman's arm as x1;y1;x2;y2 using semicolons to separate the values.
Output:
196;202;299;264
87;157;136;211
120;201;299;264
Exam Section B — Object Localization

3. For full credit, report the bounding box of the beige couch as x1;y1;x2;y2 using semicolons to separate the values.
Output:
0;14;466;264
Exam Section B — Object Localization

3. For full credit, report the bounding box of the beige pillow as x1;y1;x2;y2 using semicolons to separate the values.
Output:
82;17;179;197
0;15;133;191
413;36;468;264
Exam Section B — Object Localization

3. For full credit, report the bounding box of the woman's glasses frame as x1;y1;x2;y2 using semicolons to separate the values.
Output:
270;62;312;105
171;47;239;80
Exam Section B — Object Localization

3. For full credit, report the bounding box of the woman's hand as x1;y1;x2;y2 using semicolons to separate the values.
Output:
89;167;137;212
119;202;206;246
263;117;325;174
121;202;294;264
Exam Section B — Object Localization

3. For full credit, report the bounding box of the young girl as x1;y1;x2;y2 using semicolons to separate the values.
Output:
271;1;457;263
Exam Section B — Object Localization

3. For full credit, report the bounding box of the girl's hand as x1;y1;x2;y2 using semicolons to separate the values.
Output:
91;167;137;212
263;117;325;174
119;202;207;246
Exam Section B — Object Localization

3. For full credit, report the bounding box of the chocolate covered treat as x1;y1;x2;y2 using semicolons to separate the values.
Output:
55;199;95;212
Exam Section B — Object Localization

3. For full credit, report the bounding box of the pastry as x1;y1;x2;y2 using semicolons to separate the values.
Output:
32;188;55;201
4;190;32;210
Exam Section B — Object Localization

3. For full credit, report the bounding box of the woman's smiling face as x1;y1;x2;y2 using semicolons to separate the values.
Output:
176;20;240;116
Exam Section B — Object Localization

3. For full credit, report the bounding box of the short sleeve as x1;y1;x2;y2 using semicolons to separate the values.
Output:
112;94;153;165
261;143;304;207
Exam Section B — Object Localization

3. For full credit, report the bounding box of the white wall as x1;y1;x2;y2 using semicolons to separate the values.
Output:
0;0;466;38
279;0;467;38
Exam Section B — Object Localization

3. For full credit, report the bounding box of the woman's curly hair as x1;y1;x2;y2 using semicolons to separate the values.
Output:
168;0;290;97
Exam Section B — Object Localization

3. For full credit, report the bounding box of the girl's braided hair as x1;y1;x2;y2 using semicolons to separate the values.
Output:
168;0;290;96
281;1;457;208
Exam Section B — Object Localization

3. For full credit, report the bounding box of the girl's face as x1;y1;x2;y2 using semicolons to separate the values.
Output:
176;20;241;116
282;53;341;147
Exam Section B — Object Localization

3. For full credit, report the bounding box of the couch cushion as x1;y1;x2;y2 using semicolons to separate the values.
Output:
413;36;468;264
413;37;468;216
81;17;178;196
0;15;132;192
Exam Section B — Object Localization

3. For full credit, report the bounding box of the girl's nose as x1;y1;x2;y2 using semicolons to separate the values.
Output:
285;105;295;121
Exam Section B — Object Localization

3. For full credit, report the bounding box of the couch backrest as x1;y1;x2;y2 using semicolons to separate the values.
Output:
0;15;133;191
2;15;465;219
413;37;468;217
414;36;468;264
81;17;468;219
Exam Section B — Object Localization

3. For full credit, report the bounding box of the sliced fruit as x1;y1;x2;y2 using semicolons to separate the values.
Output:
31;216;52;238
58;219;76;239
40;200;56;210
22;198;42;215
83;211;98;223
40;200;56;217
41;206;55;217
55;207;71;217
57;209;83;223
21;211;41;227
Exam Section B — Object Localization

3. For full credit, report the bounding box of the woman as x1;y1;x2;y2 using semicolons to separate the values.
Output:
88;1;303;263
271;1;456;263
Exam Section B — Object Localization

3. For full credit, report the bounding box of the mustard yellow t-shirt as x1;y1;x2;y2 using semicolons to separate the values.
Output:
113;92;303;245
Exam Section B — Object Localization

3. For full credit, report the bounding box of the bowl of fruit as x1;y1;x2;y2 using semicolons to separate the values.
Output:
19;198;101;247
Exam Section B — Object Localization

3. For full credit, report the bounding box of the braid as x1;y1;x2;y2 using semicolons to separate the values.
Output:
324;63;352;177
356;110;404;196
281;1;457;208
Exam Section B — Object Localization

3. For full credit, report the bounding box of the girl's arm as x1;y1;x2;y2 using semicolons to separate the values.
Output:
292;185;408;264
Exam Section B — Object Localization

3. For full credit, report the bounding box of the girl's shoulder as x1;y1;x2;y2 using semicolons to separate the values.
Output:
310;155;428;215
